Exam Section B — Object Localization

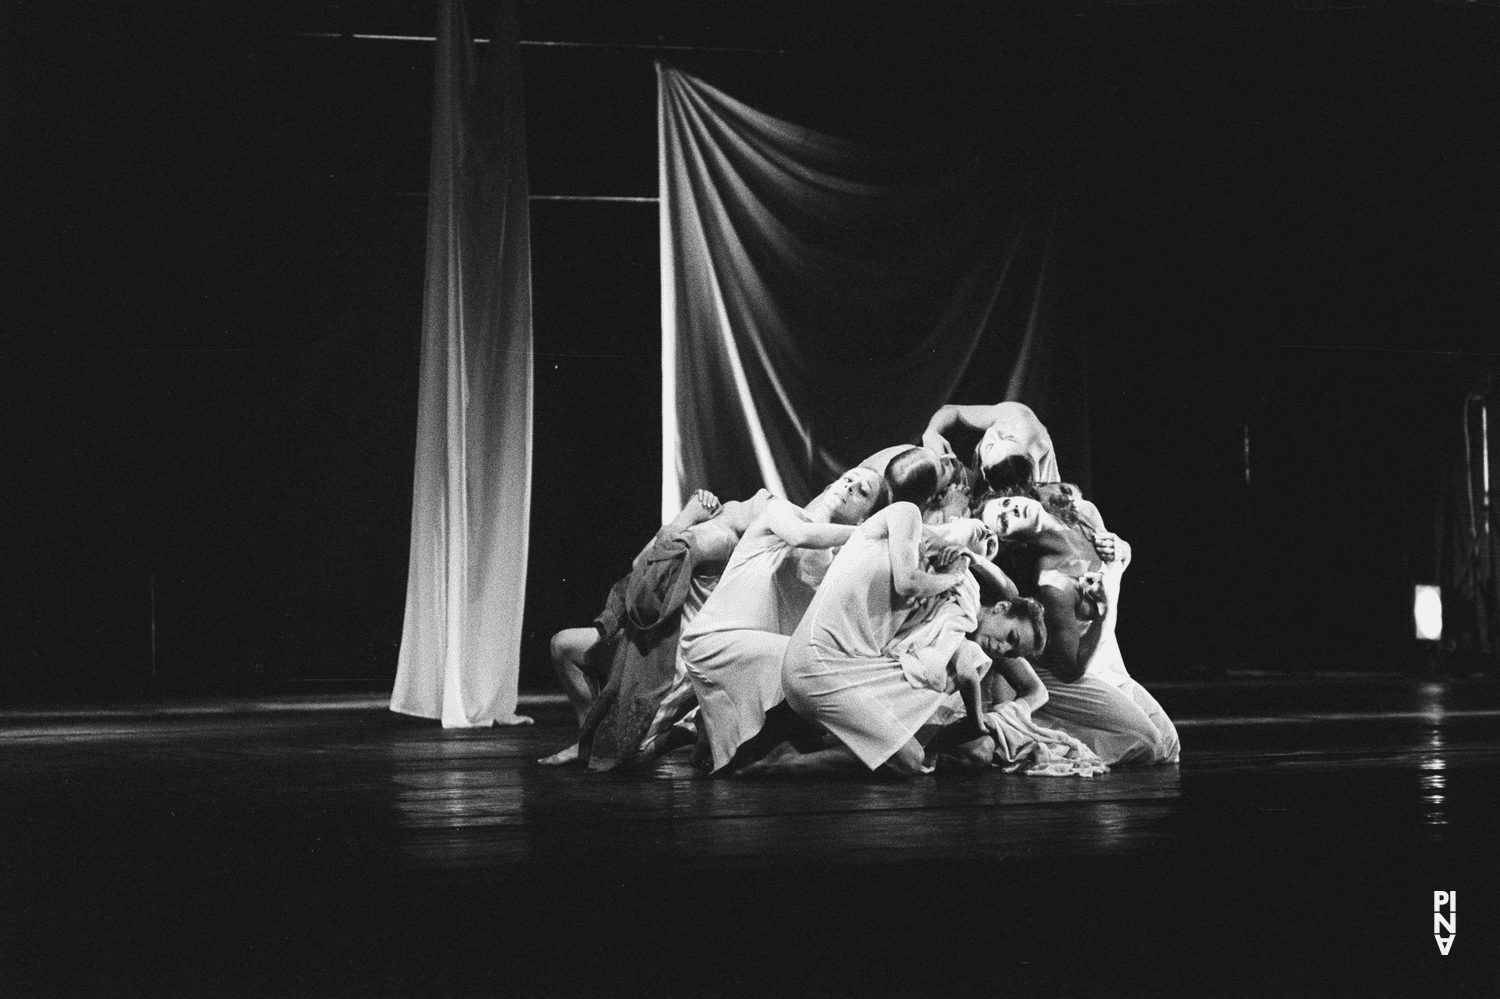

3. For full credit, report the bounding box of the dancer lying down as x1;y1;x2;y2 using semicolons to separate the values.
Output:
743;503;1047;778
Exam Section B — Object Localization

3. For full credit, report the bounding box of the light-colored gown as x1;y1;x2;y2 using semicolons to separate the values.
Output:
680;525;833;772
781;532;989;770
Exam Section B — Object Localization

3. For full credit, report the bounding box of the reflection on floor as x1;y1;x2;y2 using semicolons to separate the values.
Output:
2;674;1497;998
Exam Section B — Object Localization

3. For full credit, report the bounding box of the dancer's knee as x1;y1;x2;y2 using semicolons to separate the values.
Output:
550;628;595;667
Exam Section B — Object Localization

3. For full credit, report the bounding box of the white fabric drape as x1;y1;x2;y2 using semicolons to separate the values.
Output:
658;65;1084;520
392;0;533;727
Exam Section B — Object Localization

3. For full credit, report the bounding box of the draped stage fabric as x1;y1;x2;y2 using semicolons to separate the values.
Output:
392;0;533;727
658;65;1088;520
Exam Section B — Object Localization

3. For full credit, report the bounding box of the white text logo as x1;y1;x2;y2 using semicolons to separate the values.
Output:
1434;891;1456;955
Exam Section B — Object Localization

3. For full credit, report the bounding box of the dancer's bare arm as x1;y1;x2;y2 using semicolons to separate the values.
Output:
864;503;968;601
922;404;1000;457
762;499;858;549
1037;578;1106;683
992;656;1048;715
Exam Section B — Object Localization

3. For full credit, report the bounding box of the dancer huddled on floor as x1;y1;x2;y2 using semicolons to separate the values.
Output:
539;403;1179;776
539;486;772;769
740;502;1049;778
979;491;1180;766
680;466;898;774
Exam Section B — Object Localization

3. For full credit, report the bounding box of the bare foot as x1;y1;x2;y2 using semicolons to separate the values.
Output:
735;741;799;778
537;743;580;766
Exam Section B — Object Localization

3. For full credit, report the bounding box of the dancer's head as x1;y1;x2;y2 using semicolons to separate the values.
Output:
809;466;885;525
927;457;977;523
882;447;942;509
978;495;1047;539
972;597;1047;660
980;452;1036;494
926;518;998;561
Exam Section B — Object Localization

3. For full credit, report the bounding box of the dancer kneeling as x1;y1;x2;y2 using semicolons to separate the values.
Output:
981;493;1179;766
745;503;1047;778
681;467;889;774
540;487;771;769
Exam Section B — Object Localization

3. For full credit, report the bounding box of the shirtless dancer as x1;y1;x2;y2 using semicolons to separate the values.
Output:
980;493;1179;766
539;487;772;765
923;401;1059;493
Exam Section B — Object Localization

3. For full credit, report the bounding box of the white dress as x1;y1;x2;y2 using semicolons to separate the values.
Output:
680;525;832;772
781;532;989;770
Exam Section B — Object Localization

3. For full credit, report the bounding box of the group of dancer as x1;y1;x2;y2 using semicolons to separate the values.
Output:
540;401;1179;779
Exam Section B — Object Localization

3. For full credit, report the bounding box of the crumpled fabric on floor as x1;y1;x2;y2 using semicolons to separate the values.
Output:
986;700;1109;777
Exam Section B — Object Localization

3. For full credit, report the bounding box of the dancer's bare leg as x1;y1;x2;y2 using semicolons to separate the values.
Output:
537;628;601;765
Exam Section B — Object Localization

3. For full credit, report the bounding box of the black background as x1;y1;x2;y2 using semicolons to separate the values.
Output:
6;0;1499;702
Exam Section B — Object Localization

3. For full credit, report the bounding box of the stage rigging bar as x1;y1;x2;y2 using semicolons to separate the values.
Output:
292;32;788;54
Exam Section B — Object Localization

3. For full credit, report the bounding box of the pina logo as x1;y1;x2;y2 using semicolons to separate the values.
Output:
1434;891;1456;955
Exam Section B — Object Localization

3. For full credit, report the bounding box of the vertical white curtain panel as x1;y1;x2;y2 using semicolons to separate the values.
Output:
393;0;534;727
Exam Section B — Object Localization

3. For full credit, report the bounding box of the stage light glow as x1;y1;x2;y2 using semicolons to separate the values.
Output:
1414;584;1443;641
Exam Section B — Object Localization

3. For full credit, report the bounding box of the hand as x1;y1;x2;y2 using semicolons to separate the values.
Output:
922;431;955;459
931;543;971;571
1078;571;1107;620
690;489;721;516
1092;530;1119;563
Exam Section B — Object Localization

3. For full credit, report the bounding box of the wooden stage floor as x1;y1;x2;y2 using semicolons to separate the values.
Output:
3;676;1499;998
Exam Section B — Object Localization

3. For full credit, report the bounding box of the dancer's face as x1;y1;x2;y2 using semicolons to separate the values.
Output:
978;434;1029;471
980;496;1043;538
974;604;1041;660
821;467;882;525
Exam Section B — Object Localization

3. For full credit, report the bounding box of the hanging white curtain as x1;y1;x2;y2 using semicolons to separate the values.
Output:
392;0;533;727
657;65;1085;520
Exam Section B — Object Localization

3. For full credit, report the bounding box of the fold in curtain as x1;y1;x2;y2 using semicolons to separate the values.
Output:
392;0;533;727
658;65;1087;519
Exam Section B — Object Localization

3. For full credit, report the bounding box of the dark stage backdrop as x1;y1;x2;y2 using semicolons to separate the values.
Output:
6;1;1499;703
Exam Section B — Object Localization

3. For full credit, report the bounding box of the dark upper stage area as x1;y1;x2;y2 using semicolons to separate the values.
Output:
7;1;1500;701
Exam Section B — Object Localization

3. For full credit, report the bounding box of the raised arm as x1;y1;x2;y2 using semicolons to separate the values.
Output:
658;489;721;540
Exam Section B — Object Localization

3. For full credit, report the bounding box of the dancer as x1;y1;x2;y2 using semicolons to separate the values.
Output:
747;504;1047;778
539;487;772;768
980;494;1179;766
680;467;887;773
861;444;971;524
922;401;1059;493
